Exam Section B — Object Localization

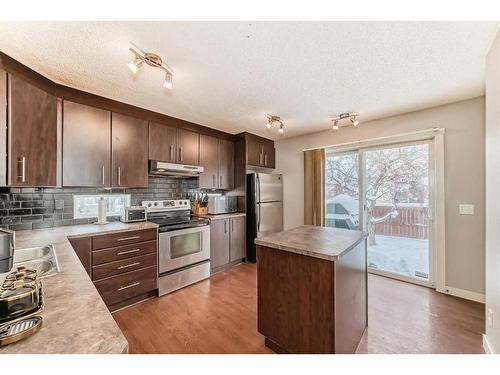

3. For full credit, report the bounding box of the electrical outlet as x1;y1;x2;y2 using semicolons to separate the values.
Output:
488;308;494;328
459;204;474;215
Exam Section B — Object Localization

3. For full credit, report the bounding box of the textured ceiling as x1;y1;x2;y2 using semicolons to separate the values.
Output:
0;21;498;139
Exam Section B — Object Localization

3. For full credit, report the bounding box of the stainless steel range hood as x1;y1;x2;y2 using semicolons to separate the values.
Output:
149;160;204;177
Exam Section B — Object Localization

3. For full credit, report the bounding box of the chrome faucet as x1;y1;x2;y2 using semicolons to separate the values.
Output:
0;228;15;273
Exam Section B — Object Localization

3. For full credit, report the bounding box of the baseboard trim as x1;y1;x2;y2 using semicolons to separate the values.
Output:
444;285;485;304
483;334;494;354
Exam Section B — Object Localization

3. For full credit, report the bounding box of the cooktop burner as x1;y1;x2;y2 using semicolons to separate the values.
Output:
142;199;209;232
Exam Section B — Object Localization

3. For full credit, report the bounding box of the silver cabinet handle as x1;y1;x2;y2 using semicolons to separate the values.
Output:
264;154;268;166
117;262;140;270
117;282;140;291
179;146;183;161
219;175;222;188
117;248;141;256
170;145;174;161
117;235;141;242
213;175;216;187
224;220;227;233
101;165;105;185
17;157;26;183
117;166;121;186
231;218;234;232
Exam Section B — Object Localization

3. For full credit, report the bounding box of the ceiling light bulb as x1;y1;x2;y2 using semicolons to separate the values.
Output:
163;72;173;90
127;57;143;74
351;117;360;127
278;124;284;134
332;120;339;131
265;122;272;129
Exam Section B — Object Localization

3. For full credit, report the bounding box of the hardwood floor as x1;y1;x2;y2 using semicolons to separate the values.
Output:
112;263;485;354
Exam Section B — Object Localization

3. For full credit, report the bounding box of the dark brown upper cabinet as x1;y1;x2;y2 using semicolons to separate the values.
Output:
218;139;234;190
199;135;234;190
111;113;149;188
177;128;199;166
62;101;111;187
149;122;176;163
243;132;275;169
7;74;57;187
149;123;199;166
199;134;219;189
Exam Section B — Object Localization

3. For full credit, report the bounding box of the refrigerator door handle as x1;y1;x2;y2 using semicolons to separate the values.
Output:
256;173;261;203
257;204;261;233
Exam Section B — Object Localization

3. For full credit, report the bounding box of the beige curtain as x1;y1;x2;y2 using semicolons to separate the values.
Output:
304;148;325;226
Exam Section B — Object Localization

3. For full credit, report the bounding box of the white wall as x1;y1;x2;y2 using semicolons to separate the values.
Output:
485;30;500;354
275;97;485;295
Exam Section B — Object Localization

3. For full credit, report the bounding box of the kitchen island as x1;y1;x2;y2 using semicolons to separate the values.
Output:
255;225;368;354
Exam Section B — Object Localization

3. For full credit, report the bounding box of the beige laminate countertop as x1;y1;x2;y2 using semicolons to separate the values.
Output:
0;221;158;354
193;212;246;221
255;225;368;262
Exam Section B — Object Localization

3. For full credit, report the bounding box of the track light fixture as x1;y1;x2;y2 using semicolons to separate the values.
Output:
127;42;174;90
265;115;285;134
330;112;360;131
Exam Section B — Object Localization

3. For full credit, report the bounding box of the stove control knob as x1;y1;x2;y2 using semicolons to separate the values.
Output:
154;202;158;206
147;203;152;207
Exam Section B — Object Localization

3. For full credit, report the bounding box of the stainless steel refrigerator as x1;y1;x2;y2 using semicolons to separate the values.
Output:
246;173;283;262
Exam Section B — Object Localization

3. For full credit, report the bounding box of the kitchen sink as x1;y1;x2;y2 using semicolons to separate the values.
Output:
12;245;61;278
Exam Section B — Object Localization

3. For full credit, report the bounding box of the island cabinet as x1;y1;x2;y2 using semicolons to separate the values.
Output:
199;135;234;190
7;74;57;186
209;215;246;273
255;226;368;354
69;227;158;312
111;112;149;188
149;122;200;166
62;101;111;187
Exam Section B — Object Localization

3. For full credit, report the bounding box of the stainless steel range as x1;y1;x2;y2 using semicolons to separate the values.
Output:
142;199;210;296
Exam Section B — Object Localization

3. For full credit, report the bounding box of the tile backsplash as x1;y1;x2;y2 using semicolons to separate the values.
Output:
0;176;199;231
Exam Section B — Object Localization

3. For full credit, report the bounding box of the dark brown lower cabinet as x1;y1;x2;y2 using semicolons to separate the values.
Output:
229;216;246;261
68;236;91;277
210;215;246;273
210;219;230;270
69;228;158;312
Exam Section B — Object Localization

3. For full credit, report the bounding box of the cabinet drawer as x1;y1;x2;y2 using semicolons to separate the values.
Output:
94;266;157;307
92;253;157;281
92;240;157;265
92;228;157;250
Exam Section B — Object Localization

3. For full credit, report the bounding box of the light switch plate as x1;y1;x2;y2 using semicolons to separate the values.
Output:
459;204;474;215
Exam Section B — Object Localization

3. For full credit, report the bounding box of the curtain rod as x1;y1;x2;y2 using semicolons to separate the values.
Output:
302;127;445;152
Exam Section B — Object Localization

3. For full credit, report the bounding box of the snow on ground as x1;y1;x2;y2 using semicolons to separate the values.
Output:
368;235;429;280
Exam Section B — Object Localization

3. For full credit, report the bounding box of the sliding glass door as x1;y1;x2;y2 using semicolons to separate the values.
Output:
325;141;433;286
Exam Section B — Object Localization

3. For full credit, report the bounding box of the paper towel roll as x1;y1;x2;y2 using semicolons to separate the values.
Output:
97;197;107;225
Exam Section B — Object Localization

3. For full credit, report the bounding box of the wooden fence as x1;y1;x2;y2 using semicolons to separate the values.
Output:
372;205;429;239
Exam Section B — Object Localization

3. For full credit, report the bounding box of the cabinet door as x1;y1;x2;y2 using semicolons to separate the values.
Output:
63;101;111;187
218;139;234;190
111;113;148;187
229;216;246;262
247;137;263;167
8;75;57;186
177;128;199;165
199;134;218;189
149;122;176;162
263;140;275;169
210;219;230;270
69;236;91;277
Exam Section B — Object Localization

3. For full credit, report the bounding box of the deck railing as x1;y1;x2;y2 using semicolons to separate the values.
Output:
372;205;429;239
